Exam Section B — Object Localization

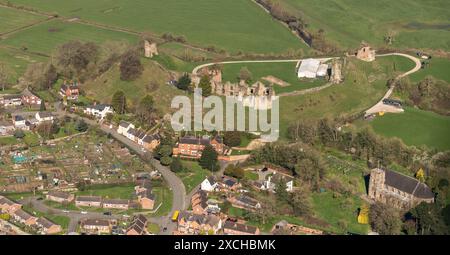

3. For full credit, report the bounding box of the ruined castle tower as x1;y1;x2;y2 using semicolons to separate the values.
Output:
144;40;158;58
330;59;343;84
368;168;385;199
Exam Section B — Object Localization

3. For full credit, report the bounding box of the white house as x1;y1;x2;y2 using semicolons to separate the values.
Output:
126;128;137;141
263;173;294;193
0;121;14;136
84;104;114;120
297;58;321;79
35;112;54;123
13;115;26;128
200;177;219;192
117;121;135;135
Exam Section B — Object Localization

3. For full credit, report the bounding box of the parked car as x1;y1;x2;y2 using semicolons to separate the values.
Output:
81;211;88;215
103;212;112;216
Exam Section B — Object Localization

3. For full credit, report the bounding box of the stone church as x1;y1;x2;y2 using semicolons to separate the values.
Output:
368;168;434;210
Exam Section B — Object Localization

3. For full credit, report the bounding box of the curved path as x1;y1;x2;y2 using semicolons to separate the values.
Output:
364;53;421;116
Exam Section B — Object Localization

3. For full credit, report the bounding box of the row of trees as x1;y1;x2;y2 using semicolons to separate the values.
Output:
111;91;158;127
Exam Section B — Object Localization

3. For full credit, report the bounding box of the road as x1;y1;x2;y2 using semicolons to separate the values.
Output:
364;53;421;116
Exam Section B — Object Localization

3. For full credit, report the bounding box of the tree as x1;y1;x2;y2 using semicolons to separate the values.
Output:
224;164;244;179
289;187;312;217
170;156;183;172
157;144;173;159
160;156;173;166
55;41;99;75
176;73;191;91
40;99;46;111
410;202;447;235
37;122;53;140
111;90;126;114
358;204;370;224
43;64;58;90
14;129;25;139
0;62;8;91
199;144;219;171
369;202;402;235
415;168;425;183
120;50;143;81
223;131;242;147
74;119;88;132
198;75;212;97
135;95;156;125
238;67;252;82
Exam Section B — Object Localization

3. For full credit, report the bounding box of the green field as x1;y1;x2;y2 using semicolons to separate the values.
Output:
275;0;450;50
369;107;450;151
0;47;48;82
6;0;307;54
1;19;138;54
0;6;45;34
178;160;211;193
408;57;450;83
278;55;415;138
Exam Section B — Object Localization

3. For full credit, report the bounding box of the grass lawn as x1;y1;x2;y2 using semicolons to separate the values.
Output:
0;136;17;146
408;57;450;83
46;215;70;231
44;200;79;211
7;0;307;54
0;47;48;82
221;62;328;94
277;0;450;50
0;132;40;146
230;149;251;156
311;191;369;234
147;222;160;234
0;6;46;34
178;160;211;193
1;19;138;54
368;107;450;151
244;171;259;181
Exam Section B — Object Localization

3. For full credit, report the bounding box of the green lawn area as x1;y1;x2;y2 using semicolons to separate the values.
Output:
1;19;138;54
0;47;48;82
6;0;307;54
230;149;251;156
277;0;450;50
147;222;160;234
0;132;40;146
408;57;450;83
178;160;211;193
311;191;369;234
46;215;70;231
221;61;328;94
44;200;79;211
0;6;46;33
0;136;17;146
244;171;259;181
369;107;450;151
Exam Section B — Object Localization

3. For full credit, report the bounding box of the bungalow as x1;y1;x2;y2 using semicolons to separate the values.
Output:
117;121;135;136
11;209;37;226
126;214;148;235
21;88;42;106
75;196;102;207
0;94;22;107
142;134;160;151
223;220;260;235
228;195;261;211
59;82;80;100
46;190;74;203
177;212;222;235
81;218;112;234
200;176;219;192
36;217;62;235
102;199;129;210
0;196;22;214
35;112;54;123
0;121;14;136
84;104;114;120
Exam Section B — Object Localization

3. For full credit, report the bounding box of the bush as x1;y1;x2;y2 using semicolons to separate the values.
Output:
120;50;143;81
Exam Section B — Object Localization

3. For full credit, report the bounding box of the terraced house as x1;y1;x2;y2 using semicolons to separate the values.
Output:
173;136;224;159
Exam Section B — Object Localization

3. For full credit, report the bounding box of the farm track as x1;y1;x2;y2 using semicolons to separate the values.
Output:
0;17;56;37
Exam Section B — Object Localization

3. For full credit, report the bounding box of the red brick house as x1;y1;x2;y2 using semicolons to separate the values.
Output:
60;81;80;100
223;220;260;235
21;88;42;106
173;136;224;159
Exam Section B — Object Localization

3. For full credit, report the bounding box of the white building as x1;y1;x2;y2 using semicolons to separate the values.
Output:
117;121;135;135
84;104;114;120
297;58;321;79
35;112;54;123
200;177;219;192
316;64;329;77
0;121;14;135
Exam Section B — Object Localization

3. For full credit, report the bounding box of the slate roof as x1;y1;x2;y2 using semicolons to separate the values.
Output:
103;199;129;205
14;115;25;121
180;136;211;146
75;196;102;203
223;220;258;234
119;121;131;128
37;217;57;229
13;209;34;220
127;214;148;234
37;112;53;118
47;190;72;200
384;169;434;199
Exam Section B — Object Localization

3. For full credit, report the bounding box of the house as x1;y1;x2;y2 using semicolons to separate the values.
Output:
0;94;22;107
126;214;148;235
223;220;260;235
177;212;222;235
60;82;80;100
117;121;135;135
297;58;321;78
137;189;155;210
262;172;294;193
228;195;261;211
220;176;242;191
36;217;62;234
173;135;224;159
75;196;102;207
12;115;28;130
368;168;434;210
46;190;74;203
136;129;147;145
84;104;114;120
200;176;219;192
21;88;42;106
11;209;37;226
81;218;112;234
0;196;22;214
35;112;54;123
191;190;208;215
102;199;129;210
0;121;15;136
126;128;137;141
142;134;160;151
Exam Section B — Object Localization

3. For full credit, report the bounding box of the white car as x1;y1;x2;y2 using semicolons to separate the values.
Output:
63;210;69;213
81;211;88;215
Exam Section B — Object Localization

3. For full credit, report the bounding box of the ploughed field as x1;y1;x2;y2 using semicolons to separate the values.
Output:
4;0;306;54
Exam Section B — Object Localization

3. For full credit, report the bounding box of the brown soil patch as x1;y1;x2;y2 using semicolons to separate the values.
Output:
262;75;290;87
